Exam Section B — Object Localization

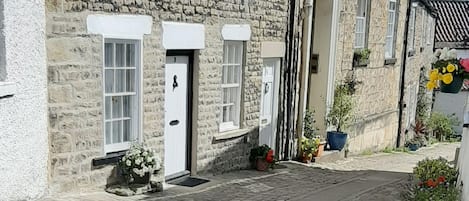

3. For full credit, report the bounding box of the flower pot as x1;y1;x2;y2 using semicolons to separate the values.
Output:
327;131;348;151
302;153;313;163
408;144;419;151
256;158;269;171
440;75;463;93
314;142;325;157
130;172;150;185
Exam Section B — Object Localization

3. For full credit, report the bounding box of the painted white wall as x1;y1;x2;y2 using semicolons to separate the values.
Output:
433;91;467;135
308;0;334;134
457;49;469;59
459;129;469;201
0;0;48;200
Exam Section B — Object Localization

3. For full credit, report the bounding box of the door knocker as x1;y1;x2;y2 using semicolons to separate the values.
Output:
173;75;178;90
264;83;269;94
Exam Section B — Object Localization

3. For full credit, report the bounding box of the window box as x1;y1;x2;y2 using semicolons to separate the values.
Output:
353;48;371;67
384;58;397;65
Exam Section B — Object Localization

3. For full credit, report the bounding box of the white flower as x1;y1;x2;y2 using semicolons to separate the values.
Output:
431;56;438;64
449;49;458;59
142;151;148;157
126;160;131;166
135;158;142;165
434;49;442;58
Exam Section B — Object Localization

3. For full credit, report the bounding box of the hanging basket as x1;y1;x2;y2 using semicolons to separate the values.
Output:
440;75;463;94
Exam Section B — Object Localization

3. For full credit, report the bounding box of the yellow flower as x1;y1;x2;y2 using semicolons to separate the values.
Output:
438;73;444;80
442;73;453;84
447;63;456;73
430;71;439;81
442;67;447;73
426;81;436;90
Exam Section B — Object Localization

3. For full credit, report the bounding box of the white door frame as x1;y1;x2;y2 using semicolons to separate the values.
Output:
259;58;281;151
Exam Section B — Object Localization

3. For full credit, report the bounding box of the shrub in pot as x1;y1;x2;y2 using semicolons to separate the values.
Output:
249;144;274;171
426;112;459;142
326;83;354;151
118;143;161;185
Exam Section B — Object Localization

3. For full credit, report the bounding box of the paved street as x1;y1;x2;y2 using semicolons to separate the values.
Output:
41;143;459;201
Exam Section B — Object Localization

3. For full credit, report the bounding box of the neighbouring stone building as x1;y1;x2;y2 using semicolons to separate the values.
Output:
0;0;49;200
46;0;290;193
399;0;436;145
302;0;435;154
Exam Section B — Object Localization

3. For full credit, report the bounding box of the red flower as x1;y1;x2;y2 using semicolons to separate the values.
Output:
266;149;274;163
437;176;446;184
460;59;469;72
426;179;437;188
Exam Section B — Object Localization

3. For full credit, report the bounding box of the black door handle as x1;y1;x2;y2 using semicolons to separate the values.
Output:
169;120;179;126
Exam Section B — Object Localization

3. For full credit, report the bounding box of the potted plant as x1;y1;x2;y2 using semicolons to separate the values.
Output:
118;143;161;185
326;83;354;151
426;112;459;142
300;137;318;163
249;144;274;171
313;136;326;157
302;110;325;157
353;48;371;67
426;47;469;93
406;138;421;151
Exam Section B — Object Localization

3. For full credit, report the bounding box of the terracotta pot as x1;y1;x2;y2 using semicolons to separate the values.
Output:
314;142;326;157
302;153;313;163
256;158;269;171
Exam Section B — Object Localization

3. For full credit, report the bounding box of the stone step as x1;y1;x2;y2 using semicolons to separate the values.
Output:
314;149;345;164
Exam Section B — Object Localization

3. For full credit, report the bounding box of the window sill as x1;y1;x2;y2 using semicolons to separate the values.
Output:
214;128;250;141
0;82;16;99
92;151;126;166
384;58;397;65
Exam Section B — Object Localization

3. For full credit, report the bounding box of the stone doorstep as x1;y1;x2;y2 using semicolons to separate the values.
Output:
314;149;345;164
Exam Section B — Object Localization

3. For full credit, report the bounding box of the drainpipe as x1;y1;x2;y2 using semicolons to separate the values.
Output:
397;0;413;148
296;0;315;156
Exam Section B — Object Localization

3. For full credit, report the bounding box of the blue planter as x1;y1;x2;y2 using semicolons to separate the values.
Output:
408;144;419;151
327;131;348;151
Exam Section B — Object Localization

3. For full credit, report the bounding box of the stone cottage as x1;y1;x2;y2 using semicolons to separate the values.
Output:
46;0;291;193
297;0;436;154
399;0;436;146
0;0;49;200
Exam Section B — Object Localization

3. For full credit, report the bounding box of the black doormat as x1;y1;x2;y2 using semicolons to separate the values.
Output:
169;177;210;187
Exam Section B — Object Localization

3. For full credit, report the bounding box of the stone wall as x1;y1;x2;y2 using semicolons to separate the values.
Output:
0;0;49;200
46;0;288;193
333;0;409;154
400;4;435;145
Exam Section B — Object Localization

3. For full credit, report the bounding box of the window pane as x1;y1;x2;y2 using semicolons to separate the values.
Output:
389;1;396;10
123;120;131;142
357;0;367;17
229;105;235;121
112;121;122;143
106;122;112;144
230;87;238;103
115;43;125;67
223;88;228;104
126;70;135;92
105;43;114;67
233;65;240;83
235;44;243;64
126;44;135;67
123;96;131;118
115;69;125;93
222;66;228;84
112;96;122;118
105;69;114;93
105;96;111;120
222;106;229;122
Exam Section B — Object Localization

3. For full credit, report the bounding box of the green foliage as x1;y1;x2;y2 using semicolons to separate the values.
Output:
303;109;318;139
413;157;458;183
354;48;371;63
300;137;319;157
382;147;393;153
426;112;459;141
360;149;373;156
416;71;431;121
403;157;461;201
327;83;354;133
249;144;271;163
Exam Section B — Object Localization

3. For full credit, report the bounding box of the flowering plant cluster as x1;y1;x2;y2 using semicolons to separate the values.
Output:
300;136;321;157
119;143;161;183
249;144;275;164
426;47;469;90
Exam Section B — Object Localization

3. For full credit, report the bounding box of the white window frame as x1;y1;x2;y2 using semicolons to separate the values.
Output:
220;41;244;132
103;37;143;154
355;0;368;49
385;0;398;58
408;3;417;51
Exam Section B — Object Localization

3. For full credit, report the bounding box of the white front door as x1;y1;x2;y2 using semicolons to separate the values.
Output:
259;58;280;151
164;56;189;177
